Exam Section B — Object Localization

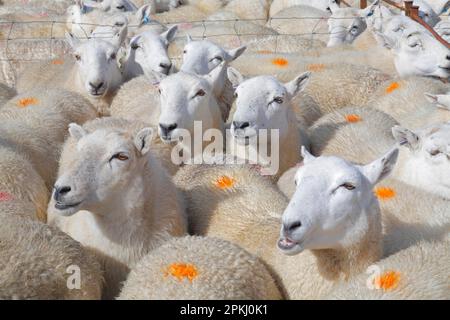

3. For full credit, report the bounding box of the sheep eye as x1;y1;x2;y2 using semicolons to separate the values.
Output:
430;150;441;156
234;92;238;98
158;88;161;94
273;97;283;104
183;50;187;54
116;5;125;10
210;56;223;62
74;54;81;61
111;153;129;161
340;183;355;190
194;89;206;98
115;22;125;27
131;43;139;50
110;53;117;60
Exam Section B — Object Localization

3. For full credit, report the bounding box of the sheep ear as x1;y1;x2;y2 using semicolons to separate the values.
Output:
227;67;244;88
285;72;310;98
136;4;154;26
301;146;315;164
82;0;100;8
205;61;226;89
361;148;399;186
392;125;420;150
161;25;178;44
424;92;450;110
359;0;379;17
374;31;396;49
186;34;193;43
226;45;247;62
111;26;128;49
65;32;80;50
134;128;154;155
68;123;87;141
117;47;128;71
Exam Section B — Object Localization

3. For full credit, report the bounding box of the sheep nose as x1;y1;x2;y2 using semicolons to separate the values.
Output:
446;55;450;61
159;123;178;137
284;221;302;235
233;121;250;130
160;62;172;70
53;185;72;202
89;81;104;90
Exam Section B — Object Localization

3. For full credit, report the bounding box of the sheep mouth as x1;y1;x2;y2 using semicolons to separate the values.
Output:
438;66;450;72
54;201;82;211
277;237;303;255
89;91;106;98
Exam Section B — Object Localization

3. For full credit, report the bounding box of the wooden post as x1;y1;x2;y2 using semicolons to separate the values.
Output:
360;0;367;9
404;1;413;17
409;5;420;20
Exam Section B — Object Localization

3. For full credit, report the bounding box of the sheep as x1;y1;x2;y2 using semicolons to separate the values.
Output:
118;236;282;300
121;26;178;81
226;68;311;180
0;140;49;222
0;212;103;300
0;0;72;16
327;240;450;299
0;83;16;106
221;0;271;24
153;1;217;24
366;77;450;129
230;58;391;127
179;37;247;120
267;5;330;44
16;31;127;116
391;122;450;200
269;0;337;17
0;89;98;189
47;117;187;299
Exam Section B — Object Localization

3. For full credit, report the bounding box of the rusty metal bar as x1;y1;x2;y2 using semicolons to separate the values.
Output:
360;0;367;9
404;0;413;16
381;0;406;11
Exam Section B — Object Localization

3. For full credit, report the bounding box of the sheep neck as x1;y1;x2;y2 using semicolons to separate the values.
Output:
311;204;383;281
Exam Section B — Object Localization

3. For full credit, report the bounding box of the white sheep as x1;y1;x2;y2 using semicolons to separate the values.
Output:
226;68;311;180
0;89;98;190
367;77;450;129
0;83;16;106
47;117;187;299
16;32;127;116
179;37;247;121
391;122;450;200
269;0;337;17
327;240;450;299
121;26;178;81
221;0;271;24
118;236;283;300
0;212;103;299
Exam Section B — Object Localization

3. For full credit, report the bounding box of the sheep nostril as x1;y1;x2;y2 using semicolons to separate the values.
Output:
287;221;302;232
233;121;250;130
160;63;172;69
54;186;71;201
159;123;177;136
89;82;104;90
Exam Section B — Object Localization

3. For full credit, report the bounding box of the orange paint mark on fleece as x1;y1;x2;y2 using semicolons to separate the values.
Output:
257;50;273;54
374;270;401;291
385;82;400;94
307;63;326;72
0;192;13;202
214;176;236;190
272;58;289;67
345;114;362;123
374;187;396;200
16;97;39;108
51;59;64;65
165;263;198;282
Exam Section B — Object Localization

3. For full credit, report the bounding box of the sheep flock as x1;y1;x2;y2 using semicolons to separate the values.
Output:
0;0;449;300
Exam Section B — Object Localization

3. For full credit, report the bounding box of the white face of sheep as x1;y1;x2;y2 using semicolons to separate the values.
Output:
228;69;310;144
157;64;224;142
374;15;420;45
127;27;177;76
377;30;450;79
278;148;398;255
90;14;129;44
180;38;247;75
326;1;378;47
51;124;154;216
66;33;124;98
393;123;450;200
83;0;138;13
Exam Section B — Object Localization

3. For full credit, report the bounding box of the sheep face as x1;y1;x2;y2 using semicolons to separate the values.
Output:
180;39;246;75
84;0;138;13
127;27;178;76
278;148;398;256
378;30;450;79
228;71;310;144
157;65;223;142
327;1;378;47
393;123;450;200
66;34;124;98
373;15;419;46
51;124;154;217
